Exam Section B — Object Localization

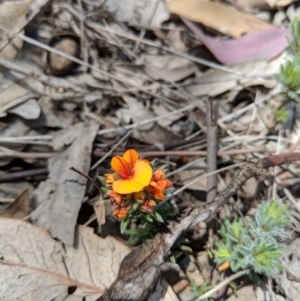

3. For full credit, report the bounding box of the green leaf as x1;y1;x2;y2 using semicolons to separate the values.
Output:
98;176;106;186
170;255;176;264
144;214;153;223
120;218;130;234
154;211;164;223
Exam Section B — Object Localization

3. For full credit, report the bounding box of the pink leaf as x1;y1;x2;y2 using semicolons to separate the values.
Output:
182;18;290;66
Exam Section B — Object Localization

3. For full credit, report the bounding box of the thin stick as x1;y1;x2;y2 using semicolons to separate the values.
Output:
0;147;54;159
70;167;102;195
0;168;48;182
206;99;218;202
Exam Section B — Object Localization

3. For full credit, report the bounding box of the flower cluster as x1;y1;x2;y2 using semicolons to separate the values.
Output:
102;149;172;221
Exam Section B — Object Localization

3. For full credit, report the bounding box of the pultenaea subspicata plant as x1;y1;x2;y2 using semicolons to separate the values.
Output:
277;16;300;101
213;200;291;277
100;149;174;236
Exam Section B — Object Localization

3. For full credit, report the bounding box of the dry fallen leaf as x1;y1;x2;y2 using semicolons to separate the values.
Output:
0;119;31;167
183;18;289;65
0;189;31;219
0;72;34;117
104;0;169;28
167;0;273;38
233;0;294;10
0;0;32;61
184;53;284;97
117;96;180;144
93;194;106;235
31;119;100;246
0;218;131;300
143;54;197;82
9;99;41;120
280;237;300;301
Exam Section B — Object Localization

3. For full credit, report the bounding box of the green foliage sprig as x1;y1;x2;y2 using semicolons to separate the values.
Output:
277;16;300;101
214;200;291;277
189;279;212;301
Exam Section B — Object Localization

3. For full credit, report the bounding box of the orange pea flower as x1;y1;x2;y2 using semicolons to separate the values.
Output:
104;173;117;187
111;149;152;194
149;169;173;200
113;207;129;219
141;199;156;213
107;190;123;205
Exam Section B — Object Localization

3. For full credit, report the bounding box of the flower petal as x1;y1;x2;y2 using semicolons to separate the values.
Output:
149;181;165;200
113;160;152;194
132;160;153;187
104;173;117;187
107;190;123;204
123;149;139;168
153;169;165;181
113;207;129;219
111;156;131;178
141;200;156;213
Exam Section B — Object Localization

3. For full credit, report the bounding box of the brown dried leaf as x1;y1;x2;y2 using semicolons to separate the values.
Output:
0;0;32;61
0;218;130;301
31;119;100;246
167;0;273;38
93;195;106;235
1;189;31;219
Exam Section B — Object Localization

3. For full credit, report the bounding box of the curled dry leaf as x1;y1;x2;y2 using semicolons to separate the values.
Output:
183;18;289;65
0;189;31;219
47;35;80;76
167;0;273;38
0;218;131;301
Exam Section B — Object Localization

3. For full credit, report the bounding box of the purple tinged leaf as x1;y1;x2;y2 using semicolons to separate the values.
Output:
182;17;290;66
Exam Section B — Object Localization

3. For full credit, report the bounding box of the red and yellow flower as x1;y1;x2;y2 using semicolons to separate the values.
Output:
109;149;152;194
141;199;156;213
103;149;173;220
113;207;129;219
148;169;173;200
107;190;123;205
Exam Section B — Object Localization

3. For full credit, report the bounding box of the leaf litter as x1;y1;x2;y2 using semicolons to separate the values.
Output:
0;0;299;300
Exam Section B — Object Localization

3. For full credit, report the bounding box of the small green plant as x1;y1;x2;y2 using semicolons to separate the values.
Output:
277;16;300;101
214;200;291;277
278;56;300;93
189;278;213;301
123;202;178;244
288;15;300;56
274;108;288;123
